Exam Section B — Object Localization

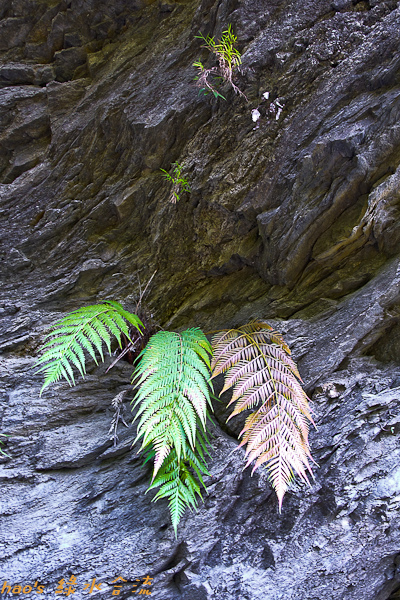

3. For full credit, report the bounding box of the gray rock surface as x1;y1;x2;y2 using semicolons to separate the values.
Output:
1;0;400;598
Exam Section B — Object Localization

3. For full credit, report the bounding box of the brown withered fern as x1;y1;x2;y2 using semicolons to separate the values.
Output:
211;321;315;508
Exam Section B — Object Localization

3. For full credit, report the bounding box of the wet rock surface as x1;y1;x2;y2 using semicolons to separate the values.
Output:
1;0;400;598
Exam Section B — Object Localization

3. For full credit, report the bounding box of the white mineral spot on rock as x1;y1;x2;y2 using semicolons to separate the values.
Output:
340;518;352;530
375;465;400;498
57;529;81;549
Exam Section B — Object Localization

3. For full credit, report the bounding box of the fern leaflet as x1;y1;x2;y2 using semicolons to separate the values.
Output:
146;436;211;536
211;320;314;509
36;301;143;396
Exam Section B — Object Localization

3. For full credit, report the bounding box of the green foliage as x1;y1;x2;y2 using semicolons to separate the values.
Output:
211;321;314;509
193;60;226;100
194;24;247;100
131;328;215;534
196;24;242;72
160;162;191;203
0;434;10;458
36;303;314;535
131;328;213;469
35;301;142;396
146;440;211;536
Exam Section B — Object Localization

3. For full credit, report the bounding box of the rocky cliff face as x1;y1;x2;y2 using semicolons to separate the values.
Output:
1;0;400;598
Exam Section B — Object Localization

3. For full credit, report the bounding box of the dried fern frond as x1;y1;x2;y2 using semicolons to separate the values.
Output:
108;390;129;447
132;328;213;478
36;301;143;396
211;320;314;509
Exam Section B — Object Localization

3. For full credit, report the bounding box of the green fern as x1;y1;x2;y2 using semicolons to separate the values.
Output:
132;328;213;532
132;328;213;474
0;434;10;458
36;301;143;396
146;433;211;536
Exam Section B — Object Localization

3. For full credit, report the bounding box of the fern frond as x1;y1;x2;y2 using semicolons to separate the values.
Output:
133;328;213;534
146;443;210;537
211;320;314;509
36;302;143;396
132;328;213;479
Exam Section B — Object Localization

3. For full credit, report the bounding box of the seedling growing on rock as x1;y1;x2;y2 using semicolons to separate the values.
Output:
193;60;226;100
194;24;247;101
160;162;191;203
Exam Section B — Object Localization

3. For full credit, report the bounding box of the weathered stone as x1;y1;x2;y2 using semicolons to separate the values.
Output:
0;63;35;86
0;18;31;51
1;0;400;598
54;47;88;82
